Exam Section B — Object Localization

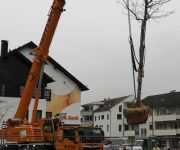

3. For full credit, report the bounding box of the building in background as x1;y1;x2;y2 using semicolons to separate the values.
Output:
0;40;88;125
81;92;180;147
141;91;180;148
93;96;135;145
81;101;104;127
81;96;135;145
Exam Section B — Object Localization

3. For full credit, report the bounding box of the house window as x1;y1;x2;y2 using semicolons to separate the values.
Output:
84;116;92;121
20;85;24;96
124;125;128;131
141;128;147;137
46;112;52;118
44;89;51;101
90;105;93;111
1;84;6;96
95;116;97;121
119;105;122;112
149;124;153;130
107;125;109;132
26;110;29;120
156;122;163;130
119;125;122;131
107;114;109;120
37;110;42;119
84;106;89;111
117;114;122;120
98;116;100;120
101;115;104;120
166;107;173;115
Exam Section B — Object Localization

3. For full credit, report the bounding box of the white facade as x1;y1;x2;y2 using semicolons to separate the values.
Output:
19;46;82;125
94;96;134;138
0;96;46;126
19;47;77;95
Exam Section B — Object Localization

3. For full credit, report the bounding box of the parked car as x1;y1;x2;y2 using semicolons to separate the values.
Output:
104;144;120;150
120;144;132;150
132;140;144;150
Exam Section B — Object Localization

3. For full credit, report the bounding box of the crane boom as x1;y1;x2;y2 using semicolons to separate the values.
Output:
15;0;65;120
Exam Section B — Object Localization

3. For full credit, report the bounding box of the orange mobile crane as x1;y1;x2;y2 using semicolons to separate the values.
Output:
0;0;65;148
0;0;104;150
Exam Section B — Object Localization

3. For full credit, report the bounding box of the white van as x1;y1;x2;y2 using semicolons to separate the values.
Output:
132;140;144;150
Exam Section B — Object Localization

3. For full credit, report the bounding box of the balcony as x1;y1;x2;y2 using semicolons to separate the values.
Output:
124;131;135;137
147;114;180;122
148;129;176;136
81;111;93;116
81;120;94;127
176;129;180;134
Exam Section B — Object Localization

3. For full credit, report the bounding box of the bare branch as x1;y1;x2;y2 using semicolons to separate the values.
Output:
121;0;173;21
150;10;175;19
0;103;13;123
121;0;143;21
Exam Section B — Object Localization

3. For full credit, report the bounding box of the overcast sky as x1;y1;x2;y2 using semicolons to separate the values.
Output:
0;0;179;104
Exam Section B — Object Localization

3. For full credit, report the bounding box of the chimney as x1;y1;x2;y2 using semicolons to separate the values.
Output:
1;40;8;58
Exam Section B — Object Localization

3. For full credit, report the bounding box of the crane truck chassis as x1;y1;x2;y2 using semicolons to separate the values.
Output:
0;0;104;149
0;118;104;149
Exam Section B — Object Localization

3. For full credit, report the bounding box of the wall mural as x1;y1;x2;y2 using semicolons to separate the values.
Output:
46;86;81;118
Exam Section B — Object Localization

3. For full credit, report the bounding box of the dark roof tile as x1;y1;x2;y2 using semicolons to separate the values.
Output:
142;91;180;108
94;96;129;112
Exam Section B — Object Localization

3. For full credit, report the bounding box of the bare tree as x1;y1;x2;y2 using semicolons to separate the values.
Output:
121;0;174;125
121;0;173;102
0;101;12;125
122;0;174;21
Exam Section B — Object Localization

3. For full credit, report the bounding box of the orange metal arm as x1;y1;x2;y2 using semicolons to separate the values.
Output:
15;0;65;120
31;63;45;125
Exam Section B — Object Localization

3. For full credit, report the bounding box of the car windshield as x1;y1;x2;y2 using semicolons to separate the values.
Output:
78;127;104;143
133;140;143;146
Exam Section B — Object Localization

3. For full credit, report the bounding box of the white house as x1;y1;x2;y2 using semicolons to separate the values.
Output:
0;41;88;125
93;96;134;144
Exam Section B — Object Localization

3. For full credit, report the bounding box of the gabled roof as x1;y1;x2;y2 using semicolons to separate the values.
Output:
11;41;89;91
81;101;104;107
142;91;180;108
2;46;54;84
94;96;130;112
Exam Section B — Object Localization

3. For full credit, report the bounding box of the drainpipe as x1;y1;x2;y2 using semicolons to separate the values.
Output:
110;109;111;138
152;100;154;137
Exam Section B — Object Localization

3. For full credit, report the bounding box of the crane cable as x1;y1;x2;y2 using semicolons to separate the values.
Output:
127;0;138;99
